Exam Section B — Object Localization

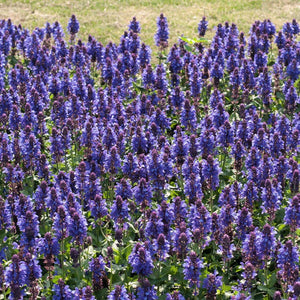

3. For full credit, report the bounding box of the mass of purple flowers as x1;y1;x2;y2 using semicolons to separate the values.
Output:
0;14;299;299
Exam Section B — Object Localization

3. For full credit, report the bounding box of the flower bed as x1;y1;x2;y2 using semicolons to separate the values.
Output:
0;14;299;299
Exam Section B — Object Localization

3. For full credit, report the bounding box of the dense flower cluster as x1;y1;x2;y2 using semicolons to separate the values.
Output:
0;13;298;300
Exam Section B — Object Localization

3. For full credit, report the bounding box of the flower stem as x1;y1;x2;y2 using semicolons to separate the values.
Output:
264;260;270;299
61;238;65;278
210;188;214;213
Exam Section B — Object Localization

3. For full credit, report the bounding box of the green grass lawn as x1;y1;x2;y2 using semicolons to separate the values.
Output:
0;0;299;48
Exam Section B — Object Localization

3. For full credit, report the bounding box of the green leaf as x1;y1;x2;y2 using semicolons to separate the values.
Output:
0;229;6;243
127;222;139;234
268;272;277;288
184;44;193;52
277;223;286;231
257;285;270;292
132;81;147;92
169;265;178;275
123;244;133;260
179;36;210;44
221;283;232;292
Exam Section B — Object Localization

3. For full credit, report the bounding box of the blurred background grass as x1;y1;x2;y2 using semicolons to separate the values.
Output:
0;0;299;47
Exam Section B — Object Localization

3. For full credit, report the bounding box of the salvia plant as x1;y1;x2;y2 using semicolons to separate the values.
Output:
0;13;298;300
